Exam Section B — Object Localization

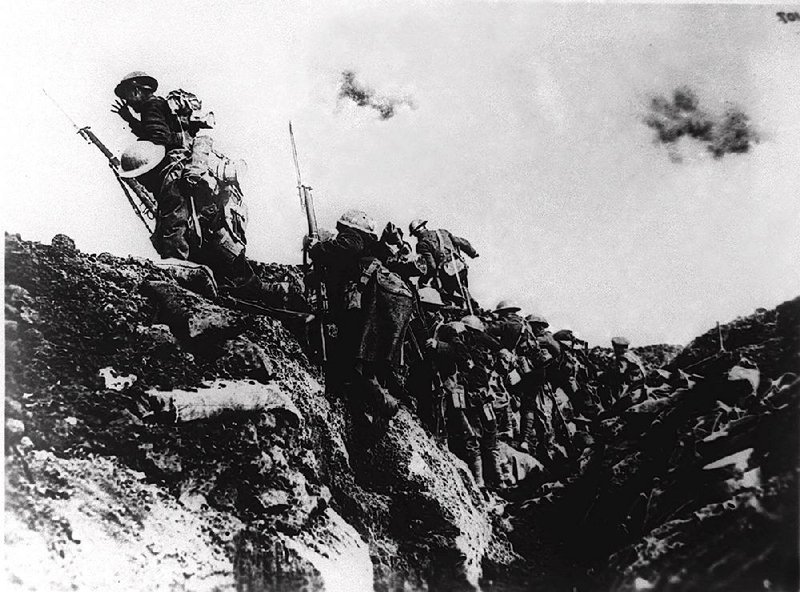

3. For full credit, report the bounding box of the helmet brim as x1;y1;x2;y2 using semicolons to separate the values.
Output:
495;306;521;314
114;75;159;98
117;142;166;178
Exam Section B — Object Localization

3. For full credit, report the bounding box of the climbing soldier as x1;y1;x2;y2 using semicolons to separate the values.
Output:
113;71;193;260
515;314;562;456
408;219;479;308
113;71;278;302
405;286;449;435
307;209;414;421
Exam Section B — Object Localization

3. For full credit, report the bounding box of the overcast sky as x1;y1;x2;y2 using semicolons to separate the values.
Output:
2;1;798;346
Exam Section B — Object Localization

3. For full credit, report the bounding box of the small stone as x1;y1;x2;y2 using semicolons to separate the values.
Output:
5;418;25;443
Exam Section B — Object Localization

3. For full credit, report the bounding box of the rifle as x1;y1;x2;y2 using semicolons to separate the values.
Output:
220;295;315;323
289;122;329;362
43;89;157;233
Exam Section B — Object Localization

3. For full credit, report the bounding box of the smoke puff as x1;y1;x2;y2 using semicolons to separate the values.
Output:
644;86;759;160
338;70;416;121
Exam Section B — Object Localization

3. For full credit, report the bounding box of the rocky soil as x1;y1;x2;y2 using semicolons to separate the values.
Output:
5;232;799;592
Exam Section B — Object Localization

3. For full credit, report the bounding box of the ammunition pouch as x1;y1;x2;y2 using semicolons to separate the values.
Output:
443;375;466;409
482;402;496;423
450;385;467;410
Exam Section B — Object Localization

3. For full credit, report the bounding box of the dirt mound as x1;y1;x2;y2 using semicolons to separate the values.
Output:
4;232;508;591
6;232;797;591
670;298;800;380
508;302;799;590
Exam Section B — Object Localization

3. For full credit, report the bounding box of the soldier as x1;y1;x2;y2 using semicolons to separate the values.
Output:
114;71;277;302
405;285;449;432
486;300;526;351
408;219;479;307
489;350;515;443
113;72;191;259
307;209;414;420
551;329;597;417
426;316;502;489
603;336;647;407
516;314;560;453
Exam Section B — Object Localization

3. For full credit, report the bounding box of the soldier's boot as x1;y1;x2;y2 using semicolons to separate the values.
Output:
228;274;289;306
467;451;485;489
519;410;535;453
365;377;399;419
385;371;416;411
486;448;503;490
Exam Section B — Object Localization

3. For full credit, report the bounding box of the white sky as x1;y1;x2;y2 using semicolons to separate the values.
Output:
2;1;798;346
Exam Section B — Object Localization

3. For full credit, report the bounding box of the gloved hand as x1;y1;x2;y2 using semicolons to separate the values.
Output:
303;235;319;251
111;99;136;123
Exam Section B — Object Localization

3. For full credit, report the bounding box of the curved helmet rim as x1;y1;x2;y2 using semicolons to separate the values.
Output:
525;313;549;328
338;209;377;235
461;314;485;332
408;218;427;234
114;71;159;98
494;299;521;314
552;329;574;342
446;320;466;334
118;141;166;178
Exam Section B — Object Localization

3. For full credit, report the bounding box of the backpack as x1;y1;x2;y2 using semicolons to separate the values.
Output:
436;230;466;276
166;89;215;131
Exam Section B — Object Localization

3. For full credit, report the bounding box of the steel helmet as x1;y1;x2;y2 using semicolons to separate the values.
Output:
552;329;575;343
445;321;466;335
494;299;521;314
337;209;377;235
525;314;549;328
611;336;630;348
114;71;159;98
461;315;485;332
408;218;427;234
118;141;166;178
418;286;445;307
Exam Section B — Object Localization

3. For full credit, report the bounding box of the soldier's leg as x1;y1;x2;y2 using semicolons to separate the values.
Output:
437;273;462;305
477;405;501;488
356;360;399;419
447;407;483;487
154;179;190;260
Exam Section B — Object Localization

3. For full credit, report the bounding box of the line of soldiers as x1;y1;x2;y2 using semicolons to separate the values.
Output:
111;71;648;491
304;207;648;491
